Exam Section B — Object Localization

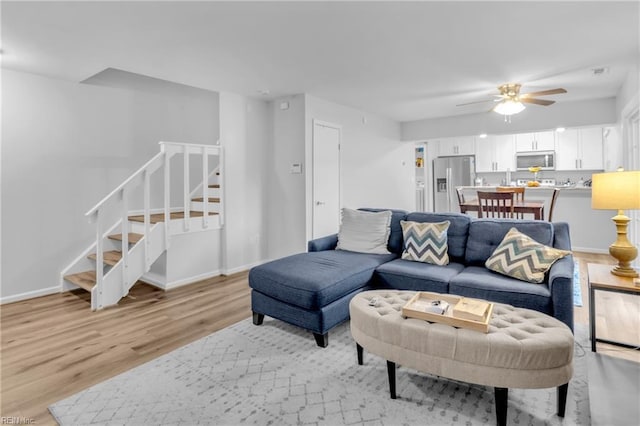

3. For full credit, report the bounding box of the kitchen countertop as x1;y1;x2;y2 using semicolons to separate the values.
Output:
458;185;592;192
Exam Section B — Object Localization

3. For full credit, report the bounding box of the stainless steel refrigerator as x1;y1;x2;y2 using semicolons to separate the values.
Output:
433;156;475;213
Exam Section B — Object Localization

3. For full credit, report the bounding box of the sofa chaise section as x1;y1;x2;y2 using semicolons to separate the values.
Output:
249;208;408;347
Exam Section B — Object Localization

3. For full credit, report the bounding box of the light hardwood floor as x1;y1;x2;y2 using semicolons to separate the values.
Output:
1;252;638;425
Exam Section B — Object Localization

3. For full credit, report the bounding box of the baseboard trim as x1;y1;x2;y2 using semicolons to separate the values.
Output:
573;247;609;254
1;286;61;305
221;259;268;276
141;270;222;290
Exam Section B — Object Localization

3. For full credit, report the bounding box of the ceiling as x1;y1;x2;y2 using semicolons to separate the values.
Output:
2;1;638;122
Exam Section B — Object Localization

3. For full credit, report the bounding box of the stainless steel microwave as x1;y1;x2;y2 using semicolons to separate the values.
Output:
516;151;555;170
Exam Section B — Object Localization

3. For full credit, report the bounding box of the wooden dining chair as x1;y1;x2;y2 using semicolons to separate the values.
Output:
497;186;525;218
477;191;514;218
456;187;466;211
547;188;560;222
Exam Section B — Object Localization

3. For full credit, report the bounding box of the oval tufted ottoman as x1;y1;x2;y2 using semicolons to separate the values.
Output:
349;290;574;426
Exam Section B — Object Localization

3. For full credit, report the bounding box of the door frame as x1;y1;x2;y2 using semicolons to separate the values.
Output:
311;119;342;240
621;99;639;267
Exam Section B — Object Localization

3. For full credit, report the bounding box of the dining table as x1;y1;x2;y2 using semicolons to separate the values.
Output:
459;198;545;220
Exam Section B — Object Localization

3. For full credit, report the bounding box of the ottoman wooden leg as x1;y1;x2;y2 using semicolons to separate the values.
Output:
313;332;328;348
557;383;569;417
252;312;264;325
356;343;363;365
387;360;397;399
494;387;508;426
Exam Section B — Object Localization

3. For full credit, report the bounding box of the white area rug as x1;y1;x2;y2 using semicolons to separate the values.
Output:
50;318;590;425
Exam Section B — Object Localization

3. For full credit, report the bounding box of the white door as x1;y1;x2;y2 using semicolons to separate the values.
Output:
312;120;341;239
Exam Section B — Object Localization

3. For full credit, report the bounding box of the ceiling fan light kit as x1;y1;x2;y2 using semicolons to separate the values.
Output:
493;99;525;116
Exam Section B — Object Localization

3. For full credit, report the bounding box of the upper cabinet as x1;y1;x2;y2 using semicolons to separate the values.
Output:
556;128;604;170
437;136;475;156
515;131;555;152
476;134;515;173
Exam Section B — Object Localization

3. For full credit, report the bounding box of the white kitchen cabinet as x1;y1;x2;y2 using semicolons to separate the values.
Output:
579;127;605;170
476;134;515;172
515;131;555;152
437;136;475;156
556;127;603;170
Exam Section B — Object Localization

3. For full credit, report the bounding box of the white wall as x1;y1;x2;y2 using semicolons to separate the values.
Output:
267;95;307;259
402;97;617;141
1;69;220;302
265;94;413;259
144;229;222;289
304;95;413;242
616;65;639;119
219;92;270;273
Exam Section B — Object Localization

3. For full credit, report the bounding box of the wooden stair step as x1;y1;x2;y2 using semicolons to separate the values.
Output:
64;271;96;292
128;211;218;223
108;233;144;244
88;250;122;266
208;184;220;189
192;197;220;203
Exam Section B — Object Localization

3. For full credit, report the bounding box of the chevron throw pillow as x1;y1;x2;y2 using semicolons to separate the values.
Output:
485;227;571;283
401;220;450;265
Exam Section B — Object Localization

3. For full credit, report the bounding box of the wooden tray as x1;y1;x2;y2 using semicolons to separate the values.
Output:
401;292;494;333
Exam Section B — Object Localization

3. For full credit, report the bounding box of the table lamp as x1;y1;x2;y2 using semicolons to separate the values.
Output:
592;169;640;278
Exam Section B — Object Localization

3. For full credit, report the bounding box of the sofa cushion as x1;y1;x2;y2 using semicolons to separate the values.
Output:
360;208;408;255
401;220;450;265
337;208;392;254
465;219;555;266
485;227;571;283
404;212;471;263
375;259;465;293
450;266;553;314
249;250;396;310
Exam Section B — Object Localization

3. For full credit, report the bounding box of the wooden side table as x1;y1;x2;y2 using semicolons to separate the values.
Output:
587;263;640;352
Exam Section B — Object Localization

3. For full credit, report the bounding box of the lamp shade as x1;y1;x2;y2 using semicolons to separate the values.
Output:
592;170;640;210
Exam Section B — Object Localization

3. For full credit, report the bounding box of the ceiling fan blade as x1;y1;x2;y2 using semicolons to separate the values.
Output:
456;99;495;107
521;88;567;98
521;98;555;106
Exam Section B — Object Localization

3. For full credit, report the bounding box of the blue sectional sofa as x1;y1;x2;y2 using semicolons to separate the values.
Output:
249;209;574;347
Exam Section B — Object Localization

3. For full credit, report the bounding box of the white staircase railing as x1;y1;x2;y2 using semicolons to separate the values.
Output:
61;141;223;310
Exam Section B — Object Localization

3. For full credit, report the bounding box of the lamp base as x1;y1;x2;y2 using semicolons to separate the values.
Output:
611;265;639;278
608;213;639;279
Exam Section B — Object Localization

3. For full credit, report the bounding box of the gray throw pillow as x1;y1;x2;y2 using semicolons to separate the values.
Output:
336;208;392;254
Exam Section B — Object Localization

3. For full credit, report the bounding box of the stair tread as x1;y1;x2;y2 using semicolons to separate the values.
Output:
88;250;122;266
64;271;96;292
108;233;144;244
191;197;220;203
128;211;218;223
208;184;220;188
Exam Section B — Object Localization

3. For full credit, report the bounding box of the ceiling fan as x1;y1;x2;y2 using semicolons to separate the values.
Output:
457;83;567;116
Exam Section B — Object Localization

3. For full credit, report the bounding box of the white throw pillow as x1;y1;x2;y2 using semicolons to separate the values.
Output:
336;208;392;254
